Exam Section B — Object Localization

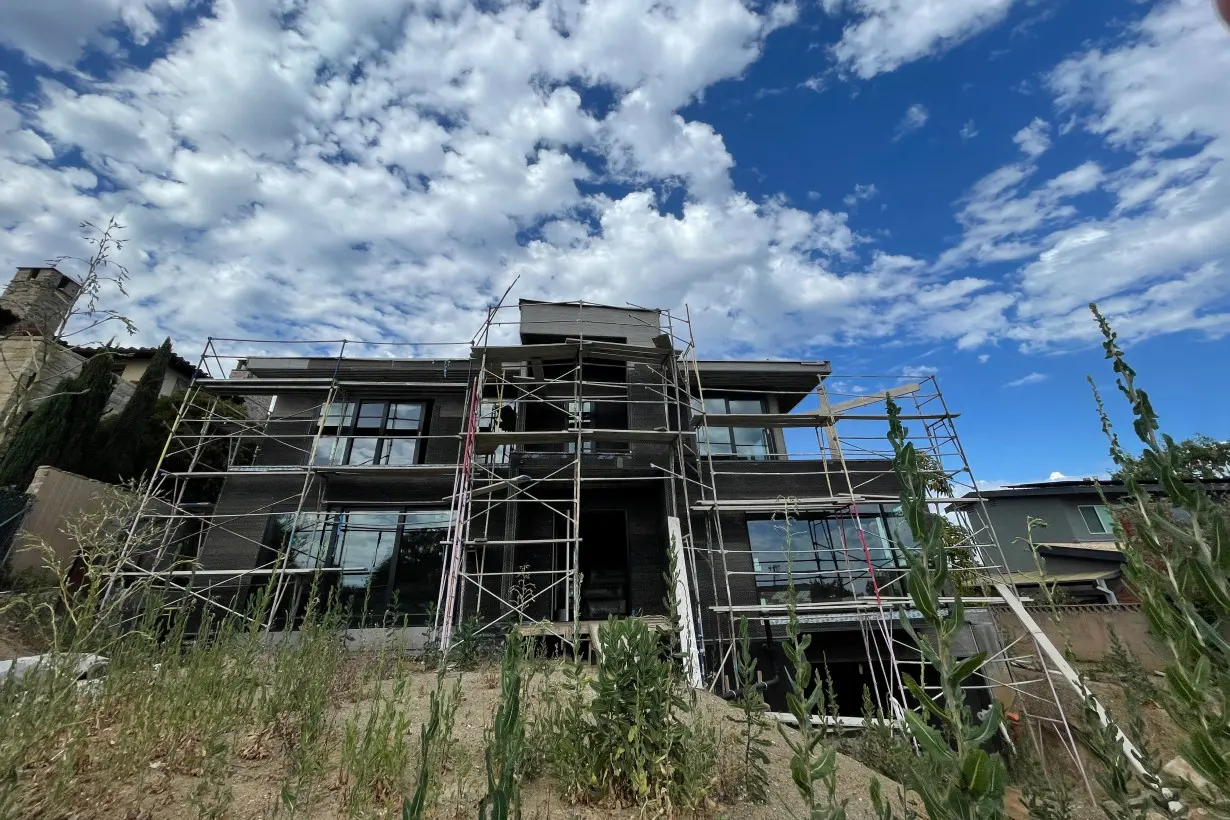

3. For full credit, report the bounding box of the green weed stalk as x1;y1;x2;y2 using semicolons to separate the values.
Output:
1088;303;1229;812
884;397;1006;820
778;507;847;820
732;615;772;803
479;632;527;820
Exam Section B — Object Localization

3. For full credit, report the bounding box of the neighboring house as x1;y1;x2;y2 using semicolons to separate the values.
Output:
127;299;1003;713
71;345;204;396
953;478;1230;603
0;267;194;444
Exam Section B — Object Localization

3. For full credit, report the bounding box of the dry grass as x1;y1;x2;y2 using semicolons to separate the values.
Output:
0;627;899;820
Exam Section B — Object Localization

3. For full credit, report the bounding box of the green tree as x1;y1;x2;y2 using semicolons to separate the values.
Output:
0;352;115;489
1111;433;1230;483
91;338;172;483
913;452;979;591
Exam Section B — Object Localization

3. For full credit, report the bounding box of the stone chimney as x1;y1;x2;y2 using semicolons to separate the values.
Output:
0;267;83;338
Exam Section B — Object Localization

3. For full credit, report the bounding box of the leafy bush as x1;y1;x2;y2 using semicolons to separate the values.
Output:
586;616;696;805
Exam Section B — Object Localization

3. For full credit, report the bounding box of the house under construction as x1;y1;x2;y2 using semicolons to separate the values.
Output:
120;297;1120;750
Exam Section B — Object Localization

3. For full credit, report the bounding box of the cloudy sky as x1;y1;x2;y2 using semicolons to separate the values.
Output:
1;0;1228;485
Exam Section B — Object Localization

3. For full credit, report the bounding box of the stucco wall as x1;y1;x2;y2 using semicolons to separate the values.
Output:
517;301;662;345
117;359;187;397
990;603;1168;672
6;467;129;580
972;495;1118;573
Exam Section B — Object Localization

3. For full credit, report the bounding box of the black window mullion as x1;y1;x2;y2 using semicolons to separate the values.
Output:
380;512;404;607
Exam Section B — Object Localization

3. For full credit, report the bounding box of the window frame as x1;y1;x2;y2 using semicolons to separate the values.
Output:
267;506;452;627
745;506;913;606
314;399;428;467
697;394;774;460
1078;504;1116;535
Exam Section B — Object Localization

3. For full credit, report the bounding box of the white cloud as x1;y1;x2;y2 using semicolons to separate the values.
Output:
1047;471;1069;481
894;104;929;140
939;159;1105;271
800;75;825;93
0;0;1033;360
900;364;938;377
0;0;185;70
977;353;990;363
960;120;979;140
974;478;1011;492
843;182;878;207
0;0;1224;364
1004;372;1048;387
824;0;1021;78
967;0;1230;350
1012;117;1051;157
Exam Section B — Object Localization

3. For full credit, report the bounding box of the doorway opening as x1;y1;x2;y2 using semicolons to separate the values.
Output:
578;509;629;620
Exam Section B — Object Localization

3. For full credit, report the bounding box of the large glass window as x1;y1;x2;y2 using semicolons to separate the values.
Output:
697;396;772;459
746;506;913;606
312;400;426;467
265;508;450;626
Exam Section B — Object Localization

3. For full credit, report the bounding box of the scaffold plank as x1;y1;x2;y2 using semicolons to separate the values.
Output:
690;411;959;428
165;464;458;477
473;428;684;445
690;496;862;512
475;340;671;365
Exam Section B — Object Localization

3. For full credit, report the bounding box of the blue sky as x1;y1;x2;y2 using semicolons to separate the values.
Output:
1;0;1228;487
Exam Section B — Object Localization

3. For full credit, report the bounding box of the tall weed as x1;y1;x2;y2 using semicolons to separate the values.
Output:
402;665;461;820
883;397;1006;820
479;632;528;820
778;514;847;820
1087;303;1229;812
730;615;771;803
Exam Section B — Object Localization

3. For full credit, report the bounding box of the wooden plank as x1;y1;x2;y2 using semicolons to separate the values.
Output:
668;516;702;688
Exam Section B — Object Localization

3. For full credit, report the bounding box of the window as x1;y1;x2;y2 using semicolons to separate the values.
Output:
264;508;451;626
56;276;71;290
1078;504;1116;535
564;400;629;454
312;400;426;467
746;506;913;606
697;396;772;459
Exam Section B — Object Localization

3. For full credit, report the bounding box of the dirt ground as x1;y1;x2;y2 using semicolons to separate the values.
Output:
88;665;899;820
0;614;1192;820
0;597;41;660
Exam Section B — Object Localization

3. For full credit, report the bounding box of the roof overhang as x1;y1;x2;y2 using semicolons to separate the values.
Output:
242;356;472;383
693;360;830;411
1004;568;1120;585
1036;542;1125;563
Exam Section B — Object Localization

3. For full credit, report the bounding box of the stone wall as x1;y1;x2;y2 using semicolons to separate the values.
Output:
0;338;135;440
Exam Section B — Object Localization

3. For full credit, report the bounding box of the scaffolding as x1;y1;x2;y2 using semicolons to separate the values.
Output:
435;300;705;677
109;296;1164;800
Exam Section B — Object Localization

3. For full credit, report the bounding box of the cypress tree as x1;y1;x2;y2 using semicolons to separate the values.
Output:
96;338;172;482
0;351;116;489
59;351;119;475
